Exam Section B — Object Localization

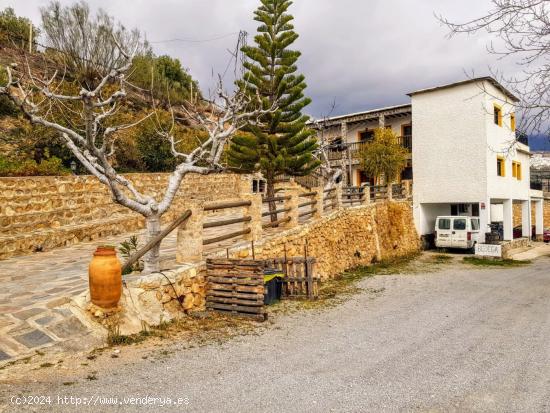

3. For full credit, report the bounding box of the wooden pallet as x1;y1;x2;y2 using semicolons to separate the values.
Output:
264;257;319;299
206;259;267;321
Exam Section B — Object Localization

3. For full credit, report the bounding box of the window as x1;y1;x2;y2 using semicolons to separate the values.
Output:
331;137;345;152
451;204;468;215
402;124;412;136
453;219;467;230
494;104;502;127
471;219;480;231
359;130;374;142
497;157;506;177
472;203;480;217
510;113;516;131
512;161;522;180
438;219;451;230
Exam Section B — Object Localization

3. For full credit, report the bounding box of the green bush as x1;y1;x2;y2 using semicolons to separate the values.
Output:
0;7;40;50
0;155;70;176
129;54;199;105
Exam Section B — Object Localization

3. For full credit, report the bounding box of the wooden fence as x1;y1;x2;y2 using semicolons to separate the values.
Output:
203;200;253;246
176;180;410;263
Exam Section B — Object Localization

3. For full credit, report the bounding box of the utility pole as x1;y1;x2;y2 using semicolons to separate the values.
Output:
28;22;33;53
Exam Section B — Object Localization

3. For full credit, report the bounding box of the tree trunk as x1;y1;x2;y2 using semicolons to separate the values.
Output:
266;174;278;224
143;214;162;273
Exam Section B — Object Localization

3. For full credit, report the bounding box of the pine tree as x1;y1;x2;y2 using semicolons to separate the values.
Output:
228;0;320;222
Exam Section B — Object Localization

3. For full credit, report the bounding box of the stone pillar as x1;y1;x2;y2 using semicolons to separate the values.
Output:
241;193;263;241
521;200;531;239
334;182;343;210
403;181;412;199
340;121;348;140
283;187;300;228
176;200;204;264
503;199;513;241
379;114;386;129
312;186;324;219
535;199;544;241
363;185;371;205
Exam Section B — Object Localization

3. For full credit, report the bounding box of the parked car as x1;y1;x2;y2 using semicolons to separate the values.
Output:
513;225;536;239
435;216;481;251
544;228;550;243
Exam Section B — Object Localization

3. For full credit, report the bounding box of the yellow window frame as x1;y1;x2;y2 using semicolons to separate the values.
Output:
510;113;516;131
494;104;503;127
497;156;506;177
512;161;522;180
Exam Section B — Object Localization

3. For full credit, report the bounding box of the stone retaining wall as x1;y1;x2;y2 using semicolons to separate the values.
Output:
0;173;252;260
241;201;420;279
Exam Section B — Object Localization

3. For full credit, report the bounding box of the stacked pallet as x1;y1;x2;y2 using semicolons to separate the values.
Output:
206;259;267;321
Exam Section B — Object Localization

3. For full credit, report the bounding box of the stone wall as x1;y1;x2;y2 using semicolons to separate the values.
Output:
512;199;550;228
250;201;420;279
0;173;252;260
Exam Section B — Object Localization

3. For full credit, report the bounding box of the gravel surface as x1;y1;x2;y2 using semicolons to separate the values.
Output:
3;257;550;413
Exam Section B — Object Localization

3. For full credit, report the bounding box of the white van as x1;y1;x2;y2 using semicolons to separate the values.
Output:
435;216;481;250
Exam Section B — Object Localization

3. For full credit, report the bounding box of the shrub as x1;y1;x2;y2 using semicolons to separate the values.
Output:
129;54;199;106
0;155;70;176
0;7;40;50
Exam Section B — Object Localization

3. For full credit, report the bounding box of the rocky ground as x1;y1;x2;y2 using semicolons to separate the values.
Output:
1;253;549;412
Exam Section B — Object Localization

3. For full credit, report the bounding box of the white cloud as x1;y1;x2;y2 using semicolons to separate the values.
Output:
3;0;524;118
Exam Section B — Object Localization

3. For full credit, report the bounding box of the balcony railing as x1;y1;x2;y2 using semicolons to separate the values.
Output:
327;135;412;161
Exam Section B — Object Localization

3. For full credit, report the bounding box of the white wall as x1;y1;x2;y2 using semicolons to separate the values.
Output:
414;203;451;235
412;82;488;205
484;82;530;201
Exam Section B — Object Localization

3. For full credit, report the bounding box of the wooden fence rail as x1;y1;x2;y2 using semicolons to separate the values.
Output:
204;200;252;212
203;216;251;229
203;229;251;246
262;216;292;229
262;196;291;203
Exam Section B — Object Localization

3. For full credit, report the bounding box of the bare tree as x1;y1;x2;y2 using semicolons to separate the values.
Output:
0;43;271;273
40;0;149;89
310;101;344;189
438;0;550;135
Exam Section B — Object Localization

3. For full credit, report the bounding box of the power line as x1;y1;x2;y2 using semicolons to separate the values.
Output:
150;32;239;44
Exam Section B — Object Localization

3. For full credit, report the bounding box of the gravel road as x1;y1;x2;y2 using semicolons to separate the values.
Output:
3;257;550;413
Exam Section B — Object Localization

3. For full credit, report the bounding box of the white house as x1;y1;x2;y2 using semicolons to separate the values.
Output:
313;76;545;243
410;77;544;243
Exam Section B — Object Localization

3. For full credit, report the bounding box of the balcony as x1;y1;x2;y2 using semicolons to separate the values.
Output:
327;135;412;161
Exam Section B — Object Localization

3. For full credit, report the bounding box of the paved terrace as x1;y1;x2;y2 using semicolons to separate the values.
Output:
0;204;312;363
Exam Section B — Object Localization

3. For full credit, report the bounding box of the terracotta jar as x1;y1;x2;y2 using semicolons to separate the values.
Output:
89;246;122;309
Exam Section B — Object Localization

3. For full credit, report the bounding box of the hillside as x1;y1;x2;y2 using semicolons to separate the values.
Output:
0;37;205;176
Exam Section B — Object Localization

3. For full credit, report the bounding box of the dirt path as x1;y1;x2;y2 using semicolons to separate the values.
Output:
2;256;550;412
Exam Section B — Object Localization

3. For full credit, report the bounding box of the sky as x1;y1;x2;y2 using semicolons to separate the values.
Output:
2;0;523;119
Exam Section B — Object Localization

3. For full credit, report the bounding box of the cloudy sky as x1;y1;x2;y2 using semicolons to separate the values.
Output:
4;0;520;119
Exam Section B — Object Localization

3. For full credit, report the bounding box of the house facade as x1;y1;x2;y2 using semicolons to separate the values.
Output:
313;104;413;187
313;77;545;243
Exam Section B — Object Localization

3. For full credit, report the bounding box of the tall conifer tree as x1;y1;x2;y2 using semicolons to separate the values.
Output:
228;0;320;222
